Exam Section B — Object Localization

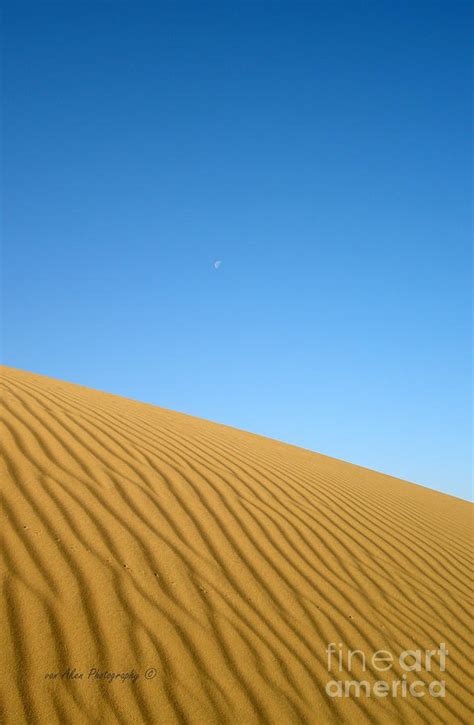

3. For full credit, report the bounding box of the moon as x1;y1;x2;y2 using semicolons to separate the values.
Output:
213;260;222;269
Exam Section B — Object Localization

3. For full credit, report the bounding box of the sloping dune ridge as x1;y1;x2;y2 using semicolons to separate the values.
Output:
0;366;472;725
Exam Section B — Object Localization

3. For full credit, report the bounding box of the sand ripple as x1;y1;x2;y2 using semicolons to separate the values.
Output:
0;366;472;724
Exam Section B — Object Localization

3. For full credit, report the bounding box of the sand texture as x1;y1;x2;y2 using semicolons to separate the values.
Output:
0;366;472;724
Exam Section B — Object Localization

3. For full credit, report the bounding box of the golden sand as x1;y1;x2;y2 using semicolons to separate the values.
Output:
0;366;472;723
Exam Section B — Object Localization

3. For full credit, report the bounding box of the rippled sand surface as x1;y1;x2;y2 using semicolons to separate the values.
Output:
1;366;472;724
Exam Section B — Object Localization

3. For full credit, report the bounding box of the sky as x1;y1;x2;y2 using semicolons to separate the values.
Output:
2;1;472;500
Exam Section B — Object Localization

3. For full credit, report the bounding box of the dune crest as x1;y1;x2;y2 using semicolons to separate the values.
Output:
0;366;472;724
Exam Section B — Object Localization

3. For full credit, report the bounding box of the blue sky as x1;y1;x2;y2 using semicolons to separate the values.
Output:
3;2;471;500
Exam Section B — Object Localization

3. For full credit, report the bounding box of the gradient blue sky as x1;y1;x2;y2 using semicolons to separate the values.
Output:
3;2;472;499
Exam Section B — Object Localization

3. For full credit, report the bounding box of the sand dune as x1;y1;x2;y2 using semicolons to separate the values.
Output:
0;366;472;724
